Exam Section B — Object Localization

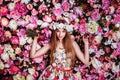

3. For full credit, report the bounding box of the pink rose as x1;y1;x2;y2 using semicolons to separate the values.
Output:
10;10;21;20
15;2;28;16
10;65;19;74
116;6;120;13
69;13;77;21
10;36;19;44
62;1;70;11
73;7;83;16
52;7;63;17
105;47;111;53
0;5;9;16
18;29;26;37
91;9;100;21
31;8;38;16
26;23;37;30
113;14;120;24
43;15;52;23
0;0;3;5
33;0;39;3
38;3;47;14
0;17;9;27
27;4;33;10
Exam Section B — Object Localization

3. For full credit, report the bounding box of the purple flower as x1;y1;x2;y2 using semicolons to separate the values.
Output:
102;0;110;10
91;9;100;21
113;14;120;24
62;1;70;11
52;7;63;17
73;7;83;16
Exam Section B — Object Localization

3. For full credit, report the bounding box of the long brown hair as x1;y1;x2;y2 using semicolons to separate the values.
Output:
49;29;76;68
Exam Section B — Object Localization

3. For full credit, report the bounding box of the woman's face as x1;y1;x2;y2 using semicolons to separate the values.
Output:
56;28;66;41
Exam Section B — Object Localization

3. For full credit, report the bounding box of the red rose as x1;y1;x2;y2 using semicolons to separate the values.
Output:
105;47;110;53
0;5;8;16
10;65;19;74
10;36;19;45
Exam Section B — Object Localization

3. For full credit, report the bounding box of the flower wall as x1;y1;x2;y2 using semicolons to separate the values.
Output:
0;0;120;80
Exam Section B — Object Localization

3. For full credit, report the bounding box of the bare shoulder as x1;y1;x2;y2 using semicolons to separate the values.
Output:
72;40;79;47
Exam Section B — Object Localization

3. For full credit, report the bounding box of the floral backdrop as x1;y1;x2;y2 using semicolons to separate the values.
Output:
0;0;120;80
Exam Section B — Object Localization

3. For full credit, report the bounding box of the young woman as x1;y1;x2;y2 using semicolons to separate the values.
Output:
30;23;89;80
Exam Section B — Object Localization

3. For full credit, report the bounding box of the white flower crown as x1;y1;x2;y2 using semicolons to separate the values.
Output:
51;22;74;32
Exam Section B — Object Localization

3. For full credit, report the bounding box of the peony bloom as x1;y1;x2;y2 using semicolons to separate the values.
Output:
9;19;18;30
8;2;15;11
0;17;9;27
52;4;63;17
10;36;19;44
0;5;9;16
10;10;21;20
43;15;52;23
14;2;28;16
86;20;99;34
62;1;70;11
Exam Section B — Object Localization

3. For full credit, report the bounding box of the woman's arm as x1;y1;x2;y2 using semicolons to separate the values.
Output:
72;37;89;65
30;36;50;58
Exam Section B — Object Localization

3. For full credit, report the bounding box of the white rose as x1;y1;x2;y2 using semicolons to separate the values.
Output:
0;59;4;69
95;35;102;44
41;22;49;28
9;20;17;30
115;23;120;27
28;68;35;75
91;58;103;69
21;0;30;4
37;20;43;25
86;20;99;34
65;24;73;32
26;74;34;80
13;74;25;80
1;53;9;62
8;3;15;11
4;64;10;68
27;37;33;44
20;37;28;45
112;63;119;72
116;31;120;40
111;43;117;49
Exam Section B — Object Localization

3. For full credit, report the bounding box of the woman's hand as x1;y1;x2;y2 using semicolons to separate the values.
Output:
82;35;89;44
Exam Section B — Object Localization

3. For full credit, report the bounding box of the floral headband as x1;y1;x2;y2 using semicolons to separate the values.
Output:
50;22;74;32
